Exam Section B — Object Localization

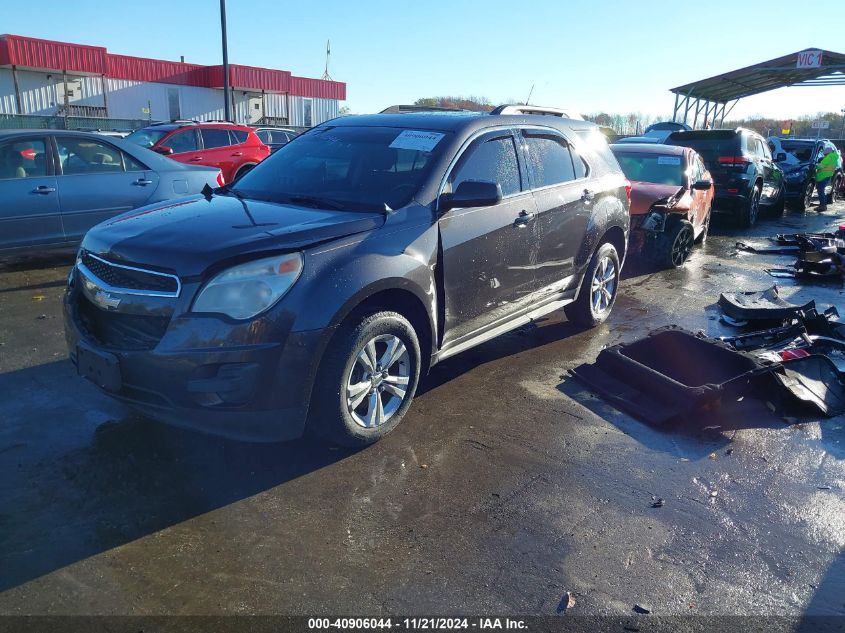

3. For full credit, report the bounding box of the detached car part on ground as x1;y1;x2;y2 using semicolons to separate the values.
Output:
735;230;845;280
572;291;845;426
65;110;630;446
611;143;714;268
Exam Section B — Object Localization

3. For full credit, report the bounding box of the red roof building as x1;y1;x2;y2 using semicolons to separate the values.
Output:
0;34;346;127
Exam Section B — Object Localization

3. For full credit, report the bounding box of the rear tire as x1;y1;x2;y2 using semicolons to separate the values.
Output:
564;242;620;328
793;181;814;212
740;186;761;228
307;311;421;447
650;219;694;268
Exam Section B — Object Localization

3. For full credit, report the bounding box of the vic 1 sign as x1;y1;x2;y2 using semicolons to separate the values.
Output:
797;50;823;68
812;120;830;129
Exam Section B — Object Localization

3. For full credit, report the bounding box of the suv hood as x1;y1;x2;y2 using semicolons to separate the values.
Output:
81;194;385;278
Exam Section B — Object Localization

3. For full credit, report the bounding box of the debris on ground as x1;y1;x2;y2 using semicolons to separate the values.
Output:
556;591;575;613
651;497;665;508
633;604;652;614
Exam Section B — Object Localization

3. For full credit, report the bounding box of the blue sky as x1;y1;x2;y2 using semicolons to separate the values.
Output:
4;0;845;120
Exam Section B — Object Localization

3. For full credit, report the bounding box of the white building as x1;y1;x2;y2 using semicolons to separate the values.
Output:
0;34;346;127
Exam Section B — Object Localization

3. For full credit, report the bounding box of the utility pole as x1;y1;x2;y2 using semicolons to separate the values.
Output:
220;0;231;122
840;109;845;141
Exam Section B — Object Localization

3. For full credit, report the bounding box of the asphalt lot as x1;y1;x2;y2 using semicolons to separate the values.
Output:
1;203;845;620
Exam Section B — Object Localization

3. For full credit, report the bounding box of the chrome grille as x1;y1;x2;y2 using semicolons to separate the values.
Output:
79;252;180;297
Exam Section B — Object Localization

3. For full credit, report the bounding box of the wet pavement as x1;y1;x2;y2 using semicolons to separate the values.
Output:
1;204;845;619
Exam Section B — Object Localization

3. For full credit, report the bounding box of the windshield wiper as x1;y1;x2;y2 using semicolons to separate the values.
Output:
286;195;347;211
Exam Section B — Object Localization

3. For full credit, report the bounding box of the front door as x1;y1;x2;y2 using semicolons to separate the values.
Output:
0;136;62;250
54;136;157;241
438;129;540;346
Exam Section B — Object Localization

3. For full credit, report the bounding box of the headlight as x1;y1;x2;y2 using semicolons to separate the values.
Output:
192;252;303;320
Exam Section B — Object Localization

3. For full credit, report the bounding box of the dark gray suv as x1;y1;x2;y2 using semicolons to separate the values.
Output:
64;108;630;446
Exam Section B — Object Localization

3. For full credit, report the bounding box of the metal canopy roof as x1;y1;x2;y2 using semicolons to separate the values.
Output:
669;49;845;129
671;48;845;103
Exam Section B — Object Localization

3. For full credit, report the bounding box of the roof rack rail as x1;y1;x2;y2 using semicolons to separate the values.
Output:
150;119;199;126
490;104;584;120
379;104;467;114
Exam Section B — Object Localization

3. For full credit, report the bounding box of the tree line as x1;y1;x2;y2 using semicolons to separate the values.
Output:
410;97;845;139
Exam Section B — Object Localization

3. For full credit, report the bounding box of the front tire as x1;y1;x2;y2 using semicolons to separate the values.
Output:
564;242;620;328
651;218;694;268
308;311;421;446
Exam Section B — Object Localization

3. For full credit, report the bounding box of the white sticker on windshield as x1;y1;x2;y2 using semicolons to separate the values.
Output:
389;130;445;152
658;156;681;165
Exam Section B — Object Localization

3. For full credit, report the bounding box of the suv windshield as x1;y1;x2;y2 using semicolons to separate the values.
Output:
614;152;684;186
125;128;170;149
231;126;450;210
666;131;738;164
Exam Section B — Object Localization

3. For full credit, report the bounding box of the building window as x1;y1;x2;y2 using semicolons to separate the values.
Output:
303;98;313;127
167;88;181;121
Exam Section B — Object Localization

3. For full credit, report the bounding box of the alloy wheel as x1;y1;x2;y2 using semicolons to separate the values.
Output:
346;334;410;428
590;256;617;315
749;190;760;224
671;226;694;267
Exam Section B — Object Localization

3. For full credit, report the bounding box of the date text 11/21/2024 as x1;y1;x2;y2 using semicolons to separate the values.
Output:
307;618;528;630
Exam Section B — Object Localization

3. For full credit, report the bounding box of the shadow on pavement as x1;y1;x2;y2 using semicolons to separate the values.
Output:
0;360;356;593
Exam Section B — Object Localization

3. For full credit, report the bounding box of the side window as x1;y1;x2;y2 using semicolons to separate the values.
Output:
758;139;771;160
167;130;198;154
448;134;521;197
256;130;271;144
123;153;146;172
56;137;124;175
696;157;707;180
201;129;232;149
571;147;588;179
524;133;576;188
744;135;758;156
230;130;248;144
0;138;48;179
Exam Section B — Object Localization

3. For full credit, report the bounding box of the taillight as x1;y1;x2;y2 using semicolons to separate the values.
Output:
624;180;632;206
216;172;225;187
718;156;751;167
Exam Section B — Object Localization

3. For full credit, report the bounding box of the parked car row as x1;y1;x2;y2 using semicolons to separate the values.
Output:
0;121;301;254
0;129;223;252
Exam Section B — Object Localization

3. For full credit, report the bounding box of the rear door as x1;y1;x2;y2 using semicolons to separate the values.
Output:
54;135;157;241
438;128;540;346
519;127;591;297
0;135;62;250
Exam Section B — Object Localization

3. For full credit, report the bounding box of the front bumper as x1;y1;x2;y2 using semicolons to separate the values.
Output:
63;275;324;442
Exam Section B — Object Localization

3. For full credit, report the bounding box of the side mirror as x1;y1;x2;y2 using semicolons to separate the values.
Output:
439;180;503;211
154;145;174;155
775;152;787;162
692;179;713;191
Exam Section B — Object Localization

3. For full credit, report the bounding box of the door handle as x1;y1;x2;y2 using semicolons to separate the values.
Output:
189;157;203;162
32;185;56;194
133;178;154;186
582;189;595;202
231;152;243;157
513;209;536;228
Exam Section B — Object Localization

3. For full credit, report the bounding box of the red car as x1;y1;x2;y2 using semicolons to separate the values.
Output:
610;143;714;268
126;121;270;184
